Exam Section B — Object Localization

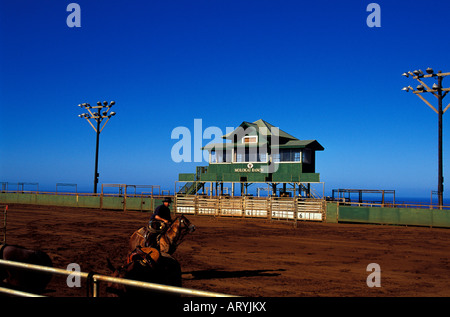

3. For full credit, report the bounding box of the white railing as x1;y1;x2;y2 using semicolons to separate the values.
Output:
175;196;325;222
0;259;236;297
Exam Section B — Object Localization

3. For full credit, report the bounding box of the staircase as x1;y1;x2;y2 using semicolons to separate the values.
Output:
299;183;322;199
178;166;207;195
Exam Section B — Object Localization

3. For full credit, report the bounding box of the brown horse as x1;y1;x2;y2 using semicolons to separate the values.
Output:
0;244;53;294
106;248;182;297
129;215;195;255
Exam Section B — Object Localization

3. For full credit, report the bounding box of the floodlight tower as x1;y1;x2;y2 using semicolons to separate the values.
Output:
78;101;117;194
402;69;450;208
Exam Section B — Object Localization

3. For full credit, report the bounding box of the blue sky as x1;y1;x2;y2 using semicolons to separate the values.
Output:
1;0;450;200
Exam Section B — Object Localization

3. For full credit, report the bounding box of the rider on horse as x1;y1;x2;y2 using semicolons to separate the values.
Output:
146;197;172;248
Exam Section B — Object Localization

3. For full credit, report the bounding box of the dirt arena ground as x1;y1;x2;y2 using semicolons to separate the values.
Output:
2;204;450;297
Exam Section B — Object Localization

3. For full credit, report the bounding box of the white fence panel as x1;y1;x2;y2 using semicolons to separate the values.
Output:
297;199;324;221
197;197;218;215
271;199;295;220
244;198;268;218
175;195;325;222
219;197;242;217
175;196;196;214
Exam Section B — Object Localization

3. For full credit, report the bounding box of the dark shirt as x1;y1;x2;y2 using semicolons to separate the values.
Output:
150;204;172;222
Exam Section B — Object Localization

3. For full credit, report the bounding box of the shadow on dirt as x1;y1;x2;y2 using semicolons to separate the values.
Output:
182;268;285;280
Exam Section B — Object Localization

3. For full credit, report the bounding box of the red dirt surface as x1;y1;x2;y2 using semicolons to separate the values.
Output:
3;204;450;297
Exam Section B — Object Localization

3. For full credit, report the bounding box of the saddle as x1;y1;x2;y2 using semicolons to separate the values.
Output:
143;220;167;248
127;245;160;268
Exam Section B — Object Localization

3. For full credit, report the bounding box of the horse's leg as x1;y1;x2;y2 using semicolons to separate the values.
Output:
158;253;182;287
158;235;170;254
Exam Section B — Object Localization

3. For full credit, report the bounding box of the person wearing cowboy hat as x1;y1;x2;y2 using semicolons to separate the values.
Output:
146;197;173;248
150;197;173;224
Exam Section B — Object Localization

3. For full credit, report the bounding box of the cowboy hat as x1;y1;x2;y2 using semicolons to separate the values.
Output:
162;197;172;203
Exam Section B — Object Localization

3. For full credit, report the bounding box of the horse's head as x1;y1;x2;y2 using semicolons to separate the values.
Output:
178;215;196;233
159;215;195;255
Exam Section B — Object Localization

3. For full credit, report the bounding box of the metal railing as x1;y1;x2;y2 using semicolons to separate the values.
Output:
175;195;326;222
333;199;450;210
0;259;236;298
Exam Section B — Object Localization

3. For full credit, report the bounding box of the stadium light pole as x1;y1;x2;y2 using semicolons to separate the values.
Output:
402;69;450;208
78;101;117;194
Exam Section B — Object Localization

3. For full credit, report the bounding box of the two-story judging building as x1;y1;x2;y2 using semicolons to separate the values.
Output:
177;119;324;197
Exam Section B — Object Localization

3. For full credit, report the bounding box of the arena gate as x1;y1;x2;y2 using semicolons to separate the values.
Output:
175;195;326;222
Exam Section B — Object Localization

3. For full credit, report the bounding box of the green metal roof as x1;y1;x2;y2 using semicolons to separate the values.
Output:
278;140;324;151
222;119;298;140
201;119;324;151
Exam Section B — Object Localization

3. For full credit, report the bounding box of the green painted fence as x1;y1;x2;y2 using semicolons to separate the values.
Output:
0;192;166;212
2;192;450;228
326;203;450;228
